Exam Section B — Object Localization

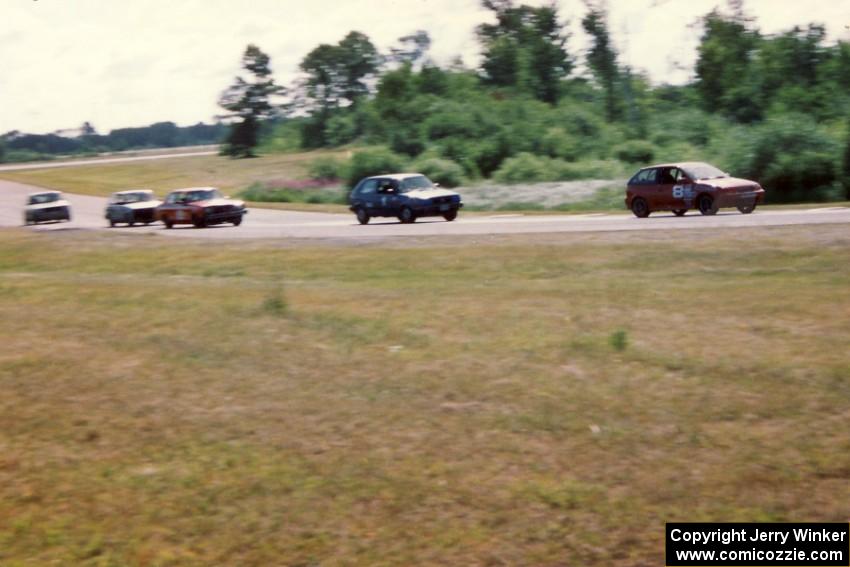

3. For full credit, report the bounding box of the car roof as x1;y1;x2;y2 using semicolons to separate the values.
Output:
638;161;710;170
168;186;219;193
364;173;425;181
28;190;61;196
114;189;153;195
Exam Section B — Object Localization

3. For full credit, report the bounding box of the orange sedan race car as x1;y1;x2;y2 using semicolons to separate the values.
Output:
625;162;765;218
155;187;246;229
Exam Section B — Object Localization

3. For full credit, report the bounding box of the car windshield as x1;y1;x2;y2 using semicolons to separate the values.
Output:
183;189;222;202
28;193;60;204
399;176;434;192
111;192;150;204
682;163;728;180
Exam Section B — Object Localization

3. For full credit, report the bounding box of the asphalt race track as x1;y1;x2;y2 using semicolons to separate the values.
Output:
2;179;849;241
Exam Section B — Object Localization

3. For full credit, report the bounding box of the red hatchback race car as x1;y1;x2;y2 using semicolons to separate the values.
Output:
625;162;765;218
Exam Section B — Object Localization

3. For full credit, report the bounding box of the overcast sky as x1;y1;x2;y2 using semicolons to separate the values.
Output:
2;0;849;134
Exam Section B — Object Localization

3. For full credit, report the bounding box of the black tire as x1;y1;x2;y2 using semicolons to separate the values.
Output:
356;207;370;225
109;219;116;227
697;194;717;216
127;213;135;227
232;216;242;226
164;219;173;229
399;206;416;224
673;209;688;217
193;216;206;228
737;202;756;214
631;197;650;218
443;210;458;222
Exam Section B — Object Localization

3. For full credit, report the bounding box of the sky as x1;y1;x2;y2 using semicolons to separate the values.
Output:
2;0;849;135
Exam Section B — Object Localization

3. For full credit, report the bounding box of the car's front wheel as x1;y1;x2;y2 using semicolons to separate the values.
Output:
697;194;718;216
737;202;756;214
356;207;370;225
193;216;206;228
631;197;650;218
232;216;242;226
127;213;135;227
164;219;173;229
673;209;688;217
443;210;458;222
399;206;416;224
109;219;116;227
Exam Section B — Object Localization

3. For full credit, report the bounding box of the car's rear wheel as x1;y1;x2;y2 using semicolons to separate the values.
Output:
697;194;718;215
356;207;370;225
193;216;206;228
164;219;173;229
631;197;650;218
232;216;242;226
109;219;116;227
399;206;416;224
737;202;756;214
127;213;135;227
673;209;688;217
443;210;458;222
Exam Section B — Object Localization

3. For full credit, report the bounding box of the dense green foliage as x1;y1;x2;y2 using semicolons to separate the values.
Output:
257;1;850;202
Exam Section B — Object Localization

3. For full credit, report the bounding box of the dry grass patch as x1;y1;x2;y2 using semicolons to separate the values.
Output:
0;226;848;565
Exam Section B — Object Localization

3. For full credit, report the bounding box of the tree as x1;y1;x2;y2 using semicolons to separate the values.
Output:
477;0;572;103
389;30;432;68
695;6;761;122
300;31;380;110
298;32;380;147
581;4;621;122
843;118;850;200
219;44;284;157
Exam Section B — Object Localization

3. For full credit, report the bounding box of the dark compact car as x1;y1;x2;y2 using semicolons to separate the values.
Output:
24;191;71;224
349;173;463;224
625;162;765;218
155;187;247;229
105;189;162;227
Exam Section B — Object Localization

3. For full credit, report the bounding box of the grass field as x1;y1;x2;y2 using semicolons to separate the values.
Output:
0;225;848;565
0;149;352;199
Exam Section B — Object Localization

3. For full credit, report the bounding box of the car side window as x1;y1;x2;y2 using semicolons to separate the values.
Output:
378;180;397;193
358;179;378;195
633;169;657;184
659;167;679;184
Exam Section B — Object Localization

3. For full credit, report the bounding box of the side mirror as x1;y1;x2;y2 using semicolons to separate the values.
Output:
434;182;441;188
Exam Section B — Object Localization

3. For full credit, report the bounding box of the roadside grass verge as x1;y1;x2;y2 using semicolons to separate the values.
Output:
0;149;352;199
0;225;848;565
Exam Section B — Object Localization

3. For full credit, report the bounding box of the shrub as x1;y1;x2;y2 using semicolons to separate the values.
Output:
413;158;465;188
613;140;657;163
553;159;627;181
344;148;408;188
609;329;628;352
539;127;579;161
714;115;842;202
493;153;554;184
308;156;343;181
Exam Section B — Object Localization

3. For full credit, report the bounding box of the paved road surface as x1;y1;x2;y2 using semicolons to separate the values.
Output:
2;179;849;240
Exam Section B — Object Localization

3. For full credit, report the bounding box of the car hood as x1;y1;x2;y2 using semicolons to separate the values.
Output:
27;200;70;210
110;200;162;209
195;198;245;207
403;188;459;200
698;177;759;189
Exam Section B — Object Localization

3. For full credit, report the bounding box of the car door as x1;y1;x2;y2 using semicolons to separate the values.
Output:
655;167;681;210
377;179;401;216
667;168;694;211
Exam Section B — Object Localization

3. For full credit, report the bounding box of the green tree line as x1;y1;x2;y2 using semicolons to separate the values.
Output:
220;0;850;202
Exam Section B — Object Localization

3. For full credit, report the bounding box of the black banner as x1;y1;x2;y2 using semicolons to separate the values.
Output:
666;523;849;566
